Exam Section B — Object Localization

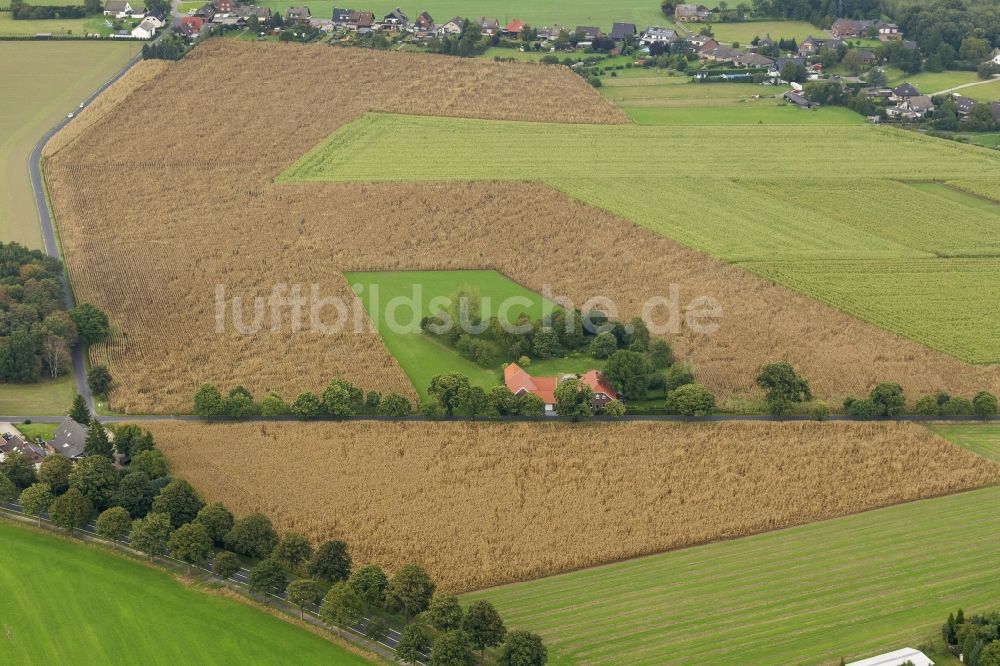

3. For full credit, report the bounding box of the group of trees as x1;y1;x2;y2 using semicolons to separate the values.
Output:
429;18;487;57
843;385;998;419
192;381;414;419
10;2;91;19
143;36;189;61
943;609;1000;666
0;243;109;383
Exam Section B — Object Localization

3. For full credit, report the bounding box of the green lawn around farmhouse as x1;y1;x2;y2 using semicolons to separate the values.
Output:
0;520;373;665
0;375;75;415
463;482;1000;665
347;270;559;400
283;113;1000;363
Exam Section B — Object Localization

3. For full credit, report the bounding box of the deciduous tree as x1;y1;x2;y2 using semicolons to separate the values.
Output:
308;539;352;584
38;454;72;494
463;599;506;659
248;558;287;601
396;621;434;664
49;487;94;534
320;581;365;627
426;594;464;631
756;362;811;416
168;522;213;574
430;630;475;666
69;455;119;510
212;550;241;588
19;482;53;525
274;532;313;569
130;512;173;560
348;564;389;608
225;512;278;559
87;365;113;397
287;578;323;619
385;563;435;619
195;502;234;545
95;506;132;546
151;478;204;528
498;630;548;666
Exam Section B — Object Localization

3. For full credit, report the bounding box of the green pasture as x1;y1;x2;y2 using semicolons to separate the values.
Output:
932;423;1000;461
960;78;1000;103
708;19;826;44
0;375;75;416
281;113;1000;363
625;105;864;124
0;520;373;664
0;41;139;248
0;12;116;36
883;68;981;94
463;483;1000;665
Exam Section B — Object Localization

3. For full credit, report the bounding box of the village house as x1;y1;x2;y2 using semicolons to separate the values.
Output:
331;7;353;25
856;48;875;66
475;17;500;36
47;417;87;460
130;17;158;39
0;434;46;468
954;94;977;119
536;24;563;41
504;363;618;414
675;3;710;22
194;3;215;20
346;10;374;32
236;5;270;22
177;15;203;37
878;22;900;40
610;22;637;42
436;17;463;36
103;0;132;17
212;0;234;13
734;52;774;67
830;18;875;39
286;6;311;22
700;44;742;64
890;82;920;102
798;35;844;56
413;11;432;31
381;7;407;31
886;94;933;120
503;19;526;39
640;26;678;46
686;33;715;49
575;25;601;41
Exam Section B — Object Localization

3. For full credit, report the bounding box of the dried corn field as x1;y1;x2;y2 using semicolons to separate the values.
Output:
43;59;172;158
148;419;1000;592
45;41;1000;411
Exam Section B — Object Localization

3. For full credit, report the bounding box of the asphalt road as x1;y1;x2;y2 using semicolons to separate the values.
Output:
29;53;144;417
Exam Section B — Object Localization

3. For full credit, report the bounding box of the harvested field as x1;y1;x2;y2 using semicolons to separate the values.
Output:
148;419;1000;592
47;41;1000;412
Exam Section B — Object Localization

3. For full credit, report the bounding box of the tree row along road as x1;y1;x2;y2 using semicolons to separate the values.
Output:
1;413;998;423
0;503;425;664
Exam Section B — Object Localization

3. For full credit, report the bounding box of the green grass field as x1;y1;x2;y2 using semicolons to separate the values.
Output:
346;270;565;400
931;424;1000;461
0;12;115;36
0;41;139;248
625;105;864;124
0;375;75;415
0;520;374;664
708;19;825;44
258;0;671;27
883;68;981;94
282;113;1000;362
960;78;1000;103
601;78;774;108
463;482;1000;665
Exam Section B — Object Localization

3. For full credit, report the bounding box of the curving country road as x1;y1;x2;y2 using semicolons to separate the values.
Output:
28;52;145;416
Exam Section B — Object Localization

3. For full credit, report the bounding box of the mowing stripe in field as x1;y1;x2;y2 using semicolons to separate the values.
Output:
462;485;1000;665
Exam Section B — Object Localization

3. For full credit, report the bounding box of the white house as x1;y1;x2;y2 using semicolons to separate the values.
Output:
990;47;1000;65
131;17;157;39
143;14;164;28
640;26;678;46
846;647;934;666
435;17;463;36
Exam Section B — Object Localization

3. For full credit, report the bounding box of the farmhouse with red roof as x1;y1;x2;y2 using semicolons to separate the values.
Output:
504;363;617;414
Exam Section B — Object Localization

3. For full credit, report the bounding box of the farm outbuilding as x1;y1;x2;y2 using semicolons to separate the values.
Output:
846;647;934;666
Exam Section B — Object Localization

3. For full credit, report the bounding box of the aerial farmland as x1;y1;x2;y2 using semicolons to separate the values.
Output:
3;2;1000;665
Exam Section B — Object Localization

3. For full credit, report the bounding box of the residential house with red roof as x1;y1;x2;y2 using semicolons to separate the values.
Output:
504;363;618;414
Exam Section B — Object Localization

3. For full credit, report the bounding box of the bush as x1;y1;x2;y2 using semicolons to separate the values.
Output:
940;397;975;416
847;398;877;420
973;391;998;418
913;395;940;416
811;401;830;421
665;384;715;416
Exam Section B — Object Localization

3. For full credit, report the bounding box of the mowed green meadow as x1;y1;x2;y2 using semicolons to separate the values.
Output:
709;19;826;44
463;481;1000;665
931;424;1000;462
257;0;670;27
0;41;139;248
345;270;556;399
282;112;1000;362
0;520;373;665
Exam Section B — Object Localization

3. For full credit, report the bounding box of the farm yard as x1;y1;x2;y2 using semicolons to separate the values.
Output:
0;41;138;248
282;111;1000;363
43;41;1000;412
463;482;1000;666
0;521;374;664
148;419;999;592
